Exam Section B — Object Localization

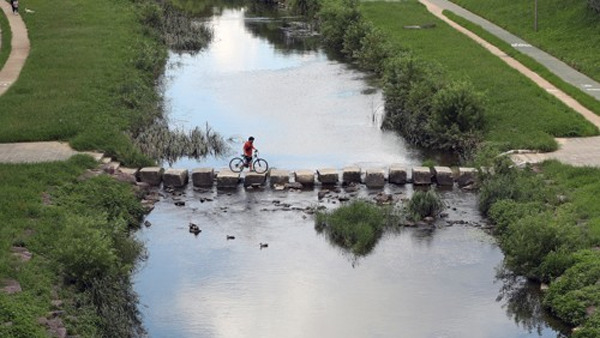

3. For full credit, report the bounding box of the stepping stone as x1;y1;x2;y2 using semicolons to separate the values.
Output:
269;169;290;186
163;169;188;188
389;164;408;184
317;168;339;185
342;166;361;184
364;168;385;188
139;167;164;186
412;167;432;185
433;166;454;186
216;169;240;188
294;170;315;186
191;168;214;187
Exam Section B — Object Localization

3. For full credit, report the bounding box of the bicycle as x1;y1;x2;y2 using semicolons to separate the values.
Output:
229;150;269;174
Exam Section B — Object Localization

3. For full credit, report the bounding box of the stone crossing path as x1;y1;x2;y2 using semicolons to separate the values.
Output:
1;0;600;167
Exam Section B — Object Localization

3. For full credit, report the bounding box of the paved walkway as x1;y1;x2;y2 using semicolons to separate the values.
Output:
420;0;600;167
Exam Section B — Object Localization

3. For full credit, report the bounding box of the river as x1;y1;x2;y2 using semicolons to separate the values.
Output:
133;6;568;338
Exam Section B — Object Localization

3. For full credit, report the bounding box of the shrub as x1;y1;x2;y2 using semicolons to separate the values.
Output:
502;212;582;279
55;214;119;287
315;200;386;255
289;0;321;17
317;0;362;52
487;199;547;235
405;189;444;221
430;80;485;154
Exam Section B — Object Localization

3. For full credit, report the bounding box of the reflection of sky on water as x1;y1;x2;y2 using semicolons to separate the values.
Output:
135;188;564;338
161;8;421;170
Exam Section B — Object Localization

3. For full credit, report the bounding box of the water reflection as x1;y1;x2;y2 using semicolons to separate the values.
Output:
495;268;572;337
160;8;421;170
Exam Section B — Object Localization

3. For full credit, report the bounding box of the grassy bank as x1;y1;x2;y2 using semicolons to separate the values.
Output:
479;159;600;335
360;1;598;152
444;10;600;118
451;0;600;84
0;0;165;167
0;156;146;337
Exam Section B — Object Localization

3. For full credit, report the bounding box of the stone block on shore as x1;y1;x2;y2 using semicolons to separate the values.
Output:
139;167;164;186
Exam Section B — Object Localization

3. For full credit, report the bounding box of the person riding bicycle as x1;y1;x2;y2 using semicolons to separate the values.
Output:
243;136;257;170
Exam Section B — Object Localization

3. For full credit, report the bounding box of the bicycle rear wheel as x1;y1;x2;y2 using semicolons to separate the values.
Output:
252;158;269;174
229;157;245;173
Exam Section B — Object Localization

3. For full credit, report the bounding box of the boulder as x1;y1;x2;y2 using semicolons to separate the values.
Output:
191;168;214;187
139;167;164;186
163;169;189;188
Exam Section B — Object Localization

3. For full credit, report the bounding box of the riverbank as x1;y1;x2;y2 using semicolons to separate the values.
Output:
0;0;165;336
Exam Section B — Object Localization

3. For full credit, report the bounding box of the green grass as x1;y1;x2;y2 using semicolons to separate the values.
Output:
0;156;146;337
361;1;598;152
0;4;11;69
451;0;600;83
444;10;600;118
0;0;163;166
480;159;600;333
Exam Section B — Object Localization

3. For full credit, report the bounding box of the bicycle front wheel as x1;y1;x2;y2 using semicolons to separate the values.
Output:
229;157;245;173
252;158;269;174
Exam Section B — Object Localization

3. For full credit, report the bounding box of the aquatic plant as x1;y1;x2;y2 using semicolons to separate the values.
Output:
132;121;230;165
405;189;444;221
315;200;387;256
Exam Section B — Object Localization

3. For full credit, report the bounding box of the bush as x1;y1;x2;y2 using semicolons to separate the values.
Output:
502;212;582;279
289;0;321;17
317;0;362;52
487;199;547;235
430;80;485;154
405;189;444;221
55;215;119;287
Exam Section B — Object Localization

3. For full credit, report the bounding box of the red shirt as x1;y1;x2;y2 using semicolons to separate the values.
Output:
243;141;254;157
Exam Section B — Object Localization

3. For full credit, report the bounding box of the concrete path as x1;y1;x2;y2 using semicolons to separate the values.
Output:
0;141;103;164
420;0;600;167
0;0;29;96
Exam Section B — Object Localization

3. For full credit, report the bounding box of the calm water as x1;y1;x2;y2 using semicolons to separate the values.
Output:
134;7;568;338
